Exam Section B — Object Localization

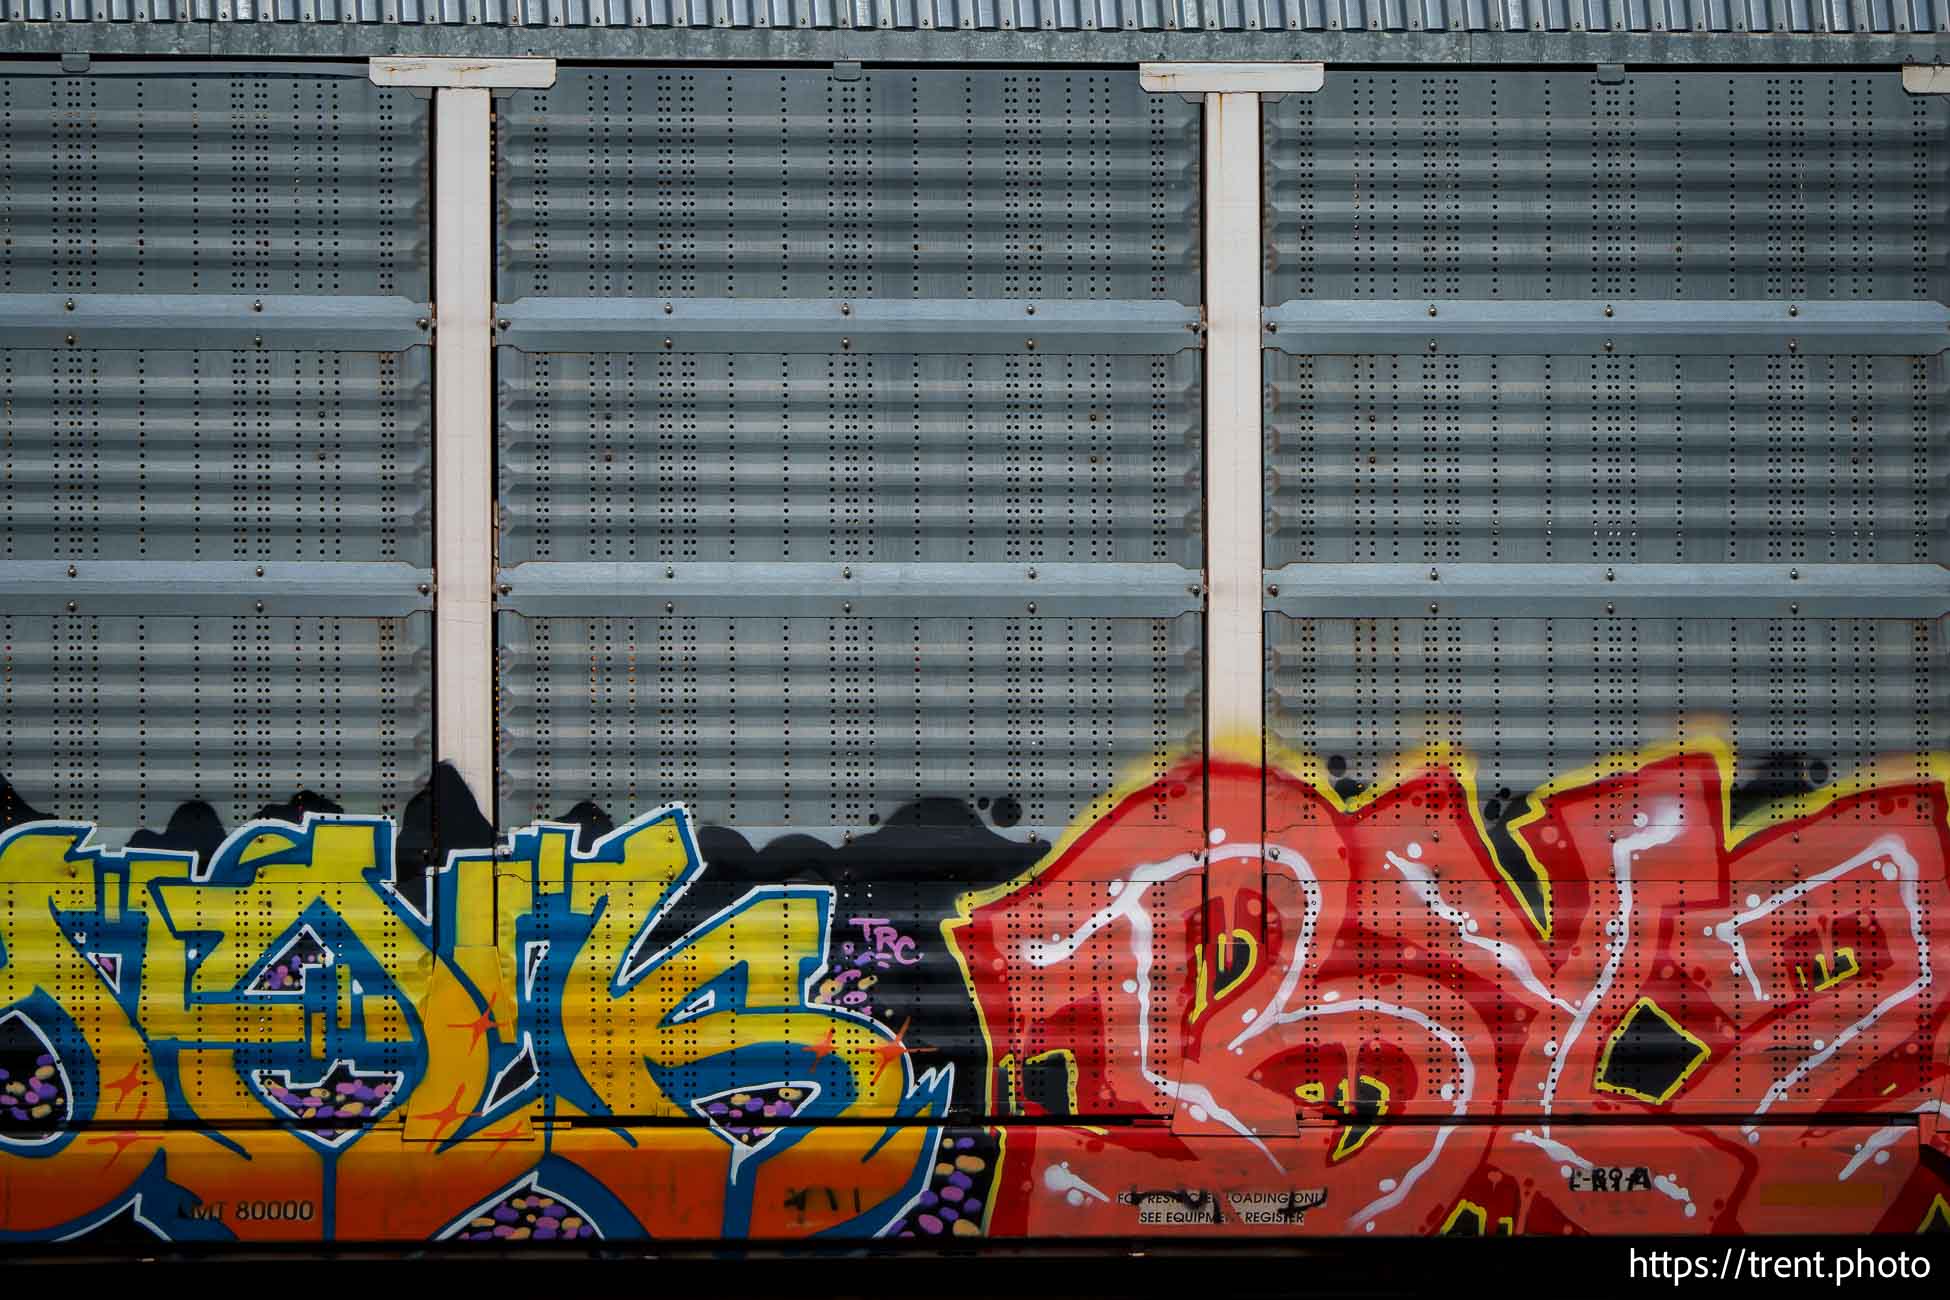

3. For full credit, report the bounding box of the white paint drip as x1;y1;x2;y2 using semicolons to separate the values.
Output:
1042;1160;1110;1207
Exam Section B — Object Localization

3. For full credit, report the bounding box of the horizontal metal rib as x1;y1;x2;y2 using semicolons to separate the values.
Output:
1261;300;1950;356
0;294;432;352
496;298;1203;355
1262;562;1950;619
496;561;1202;616
0;561;435;615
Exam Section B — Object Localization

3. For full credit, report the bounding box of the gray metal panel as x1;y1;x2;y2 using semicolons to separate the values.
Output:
498;349;1201;568
496;67;1200;304
1265;71;1950;306
0;68;428;298
0;67;436;836
496;612;1202;847
1265;613;1947;823
0;612;433;846
1265;352;1950;567
5;0;1949;34
1;348;431;566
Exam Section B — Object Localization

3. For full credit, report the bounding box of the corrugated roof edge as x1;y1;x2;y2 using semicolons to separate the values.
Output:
4;26;1950;64
2;0;1950;54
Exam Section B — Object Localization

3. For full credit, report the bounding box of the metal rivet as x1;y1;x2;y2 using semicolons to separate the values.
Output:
1789;568;1800;580
1605;567;1615;581
840;303;852;316
841;338;851;350
842;566;852;579
665;565;675;578
1606;602;1615;614
66;564;77;578
1790;603;1801;615
1027;567;1037;579
1026;305;1037;315
1427;339;1438;353
1604;304;1614;317
498;583;512;595
842;602;853;614
1188;584;1203;598
662;303;673;315
1427;305;1438;317
1788;338;1799;352
1265;321;1278;333
1788;305;1800;317
253;336;263;348
255;565;265;577
1025;339;1038;350
252;299;264;313
417;583;431;595
663;338;674;349
1429;602;1438;613
1428;567;1439;581
1266;584;1279;596
665;602;675;613
1603;340;1615;352
65;601;76;613
416;318;430;330
254;601;265;613
65;334;75;346
497;318;510;330
1026;602;1037;613
63;298;74;311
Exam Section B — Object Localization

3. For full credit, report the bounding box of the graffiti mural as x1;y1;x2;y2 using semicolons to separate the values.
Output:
0;742;1946;1243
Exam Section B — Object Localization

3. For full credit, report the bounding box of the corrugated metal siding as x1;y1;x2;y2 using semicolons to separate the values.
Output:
1265;73;1950;306
496;68;1199;304
0;69;434;838
499;352;1201;567
0;613;430;846
1264;69;1949;844
1266;352;1949;566
494;67;1205;843
498;614;1202;845
4;0;1948;34
1266;614;1947;823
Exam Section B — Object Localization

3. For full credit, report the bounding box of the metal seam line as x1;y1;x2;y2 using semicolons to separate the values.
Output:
1201;86;1264;771
375;57;558;812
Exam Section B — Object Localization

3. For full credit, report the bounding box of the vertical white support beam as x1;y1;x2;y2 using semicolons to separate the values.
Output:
1202;89;1266;765
433;85;497;809
373;57;556;814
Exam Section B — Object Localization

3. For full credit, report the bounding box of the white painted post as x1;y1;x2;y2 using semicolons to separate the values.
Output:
1201;87;1266;765
1142;64;1319;765
372;57;556;814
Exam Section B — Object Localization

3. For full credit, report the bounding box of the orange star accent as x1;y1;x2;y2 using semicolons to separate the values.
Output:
86;1098;157;1169
411;1082;471;1139
871;1017;934;1084
446;991;501;1052
486;1119;529;1157
807;1027;838;1063
103;1060;145;1107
